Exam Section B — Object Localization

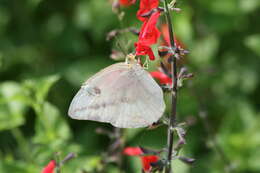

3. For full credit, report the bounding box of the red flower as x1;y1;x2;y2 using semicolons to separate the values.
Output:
124;147;143;155
135;11;160;60
119;0;136;6
150;71;172;84
135;43;155;60
137;0;159;21
161;24;184;49
41;160;56;173
123;147;159;172
138;11;160;46
142;155;159;172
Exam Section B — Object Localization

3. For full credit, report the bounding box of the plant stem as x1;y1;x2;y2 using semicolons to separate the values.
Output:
163;0;178;173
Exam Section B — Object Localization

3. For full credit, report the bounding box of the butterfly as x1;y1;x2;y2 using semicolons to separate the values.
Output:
68;54;165;128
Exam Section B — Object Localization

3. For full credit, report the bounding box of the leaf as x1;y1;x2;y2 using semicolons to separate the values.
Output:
32;142;81;166
0;82;28;131
190;34;219;65
244;34;260;56
239;0;260;13
63;156;102;173
125;128;144;142
0;158;38;173
64;59;111;86
23;75;60;103
33;102;71;145
174;8;193;43
209;0;238;15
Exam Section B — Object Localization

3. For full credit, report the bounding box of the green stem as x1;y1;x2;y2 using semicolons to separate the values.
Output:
163;0;178;173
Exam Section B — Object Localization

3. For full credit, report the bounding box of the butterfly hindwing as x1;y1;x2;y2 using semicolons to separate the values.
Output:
113;64;165;128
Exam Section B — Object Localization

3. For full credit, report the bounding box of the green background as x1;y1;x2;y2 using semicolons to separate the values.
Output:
0;0;259;172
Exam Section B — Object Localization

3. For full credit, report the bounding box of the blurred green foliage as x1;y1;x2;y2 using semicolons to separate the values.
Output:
0;0;259;172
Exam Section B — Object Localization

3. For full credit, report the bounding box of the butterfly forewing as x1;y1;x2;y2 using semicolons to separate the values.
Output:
68;62;165;128
68;63;129;122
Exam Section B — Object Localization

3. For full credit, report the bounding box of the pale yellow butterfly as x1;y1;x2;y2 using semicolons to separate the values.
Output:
68;54;165;128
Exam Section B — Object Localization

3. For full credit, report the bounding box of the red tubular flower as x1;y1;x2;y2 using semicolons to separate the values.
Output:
123;147;159;172
138;11;160;46
161;24;184;48
124;147;143;155
41;160;56;173
135;11;160;60
135;43;155;60
150;71;172;84
119;0;136;6
141;155;159;172
137;0;159;21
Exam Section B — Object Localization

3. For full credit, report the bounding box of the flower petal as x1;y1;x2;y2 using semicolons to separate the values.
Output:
150;71;172;84
41;160;56;173
137;0;159;21
135;43;155;60
123;147;143;156
119;0;136;6
141;155;159;172
161;24;185;48
135;11;160;61
138;11;161;46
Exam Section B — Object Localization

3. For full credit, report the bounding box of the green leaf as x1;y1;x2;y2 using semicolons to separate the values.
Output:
0;82;28;130
23;75;60;103
239;0;260;13
0;159;38;173
33;102;71;145
244;34;260;56
64;58;111;86
174;8;193;44
125;128;144;142
63;156;102;173
190;34;219;65
209;0;238;15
